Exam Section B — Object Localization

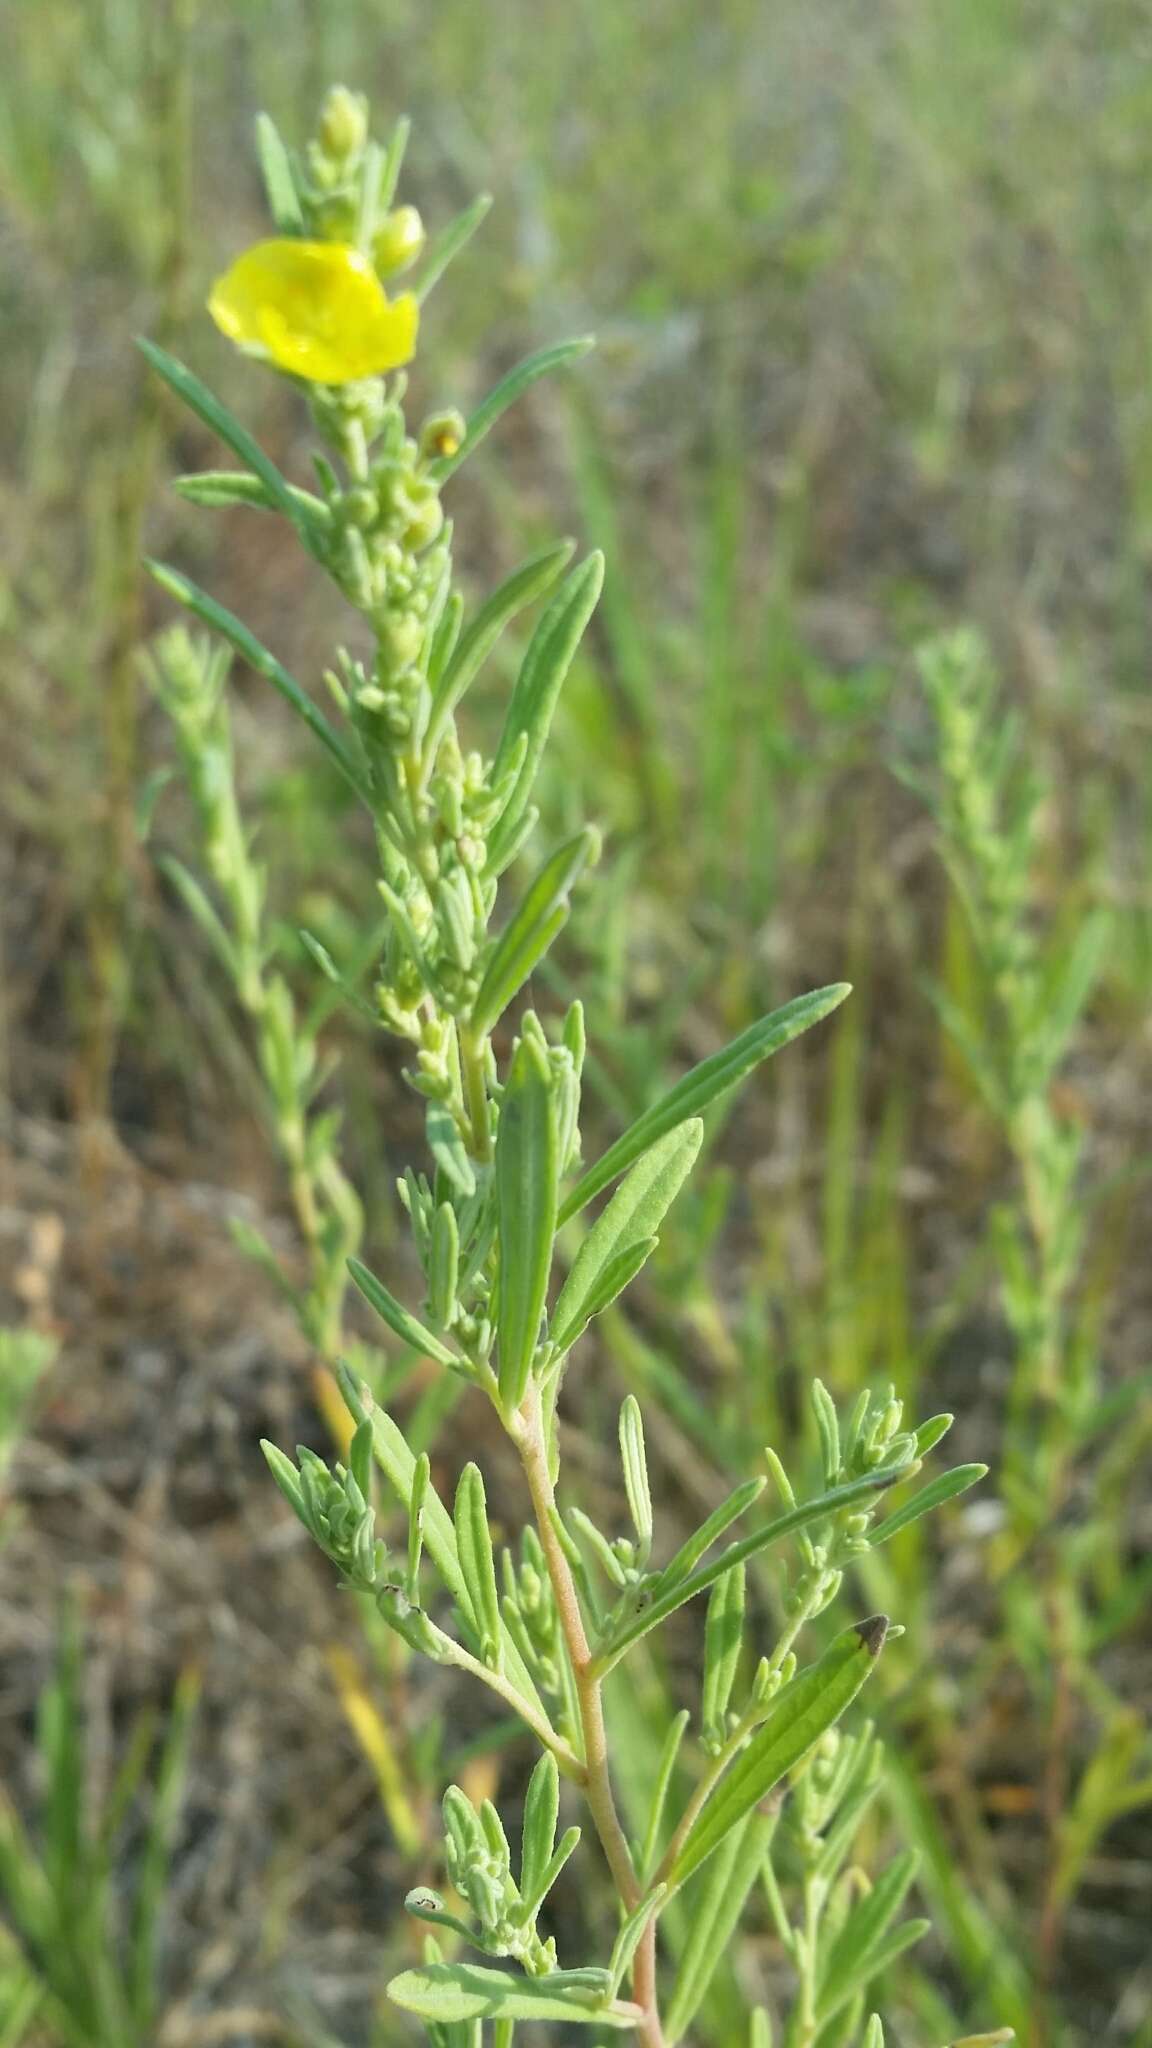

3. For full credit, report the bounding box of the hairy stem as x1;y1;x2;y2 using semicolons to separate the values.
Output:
515;1388;666;2048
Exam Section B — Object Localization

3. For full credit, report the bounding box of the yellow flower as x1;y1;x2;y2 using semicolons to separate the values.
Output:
208;238;418;385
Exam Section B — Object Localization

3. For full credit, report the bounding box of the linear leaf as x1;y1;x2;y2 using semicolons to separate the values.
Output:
701;1561;746;1741
138;339;321;552
454;1465;502;1663
473;829;596;1036
552;1121;702;1352
424;540;574;765
640;1710;690;1881
665;1813;772;2041
654;1479;766;1595
387;1964;636;2026
560;985;851;1223
146;562;371;803
670;1620;888;1884
413;193;493;302
816;1852;922;2023
868;1464;987;1546
597;1474;906;1673
519;1752;559;1907
426;1101;477;1198
488;555;604;869
429;338;595;482
495;1034;558;1414
606;1886;667;2001
348;1256;460;1369
255;113;304;233
173;469;329;524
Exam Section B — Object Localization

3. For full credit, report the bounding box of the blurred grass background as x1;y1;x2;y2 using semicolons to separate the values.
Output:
1;1;1151;2044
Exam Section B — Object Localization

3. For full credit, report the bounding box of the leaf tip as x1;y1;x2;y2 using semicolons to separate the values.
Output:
854;1613;889;1658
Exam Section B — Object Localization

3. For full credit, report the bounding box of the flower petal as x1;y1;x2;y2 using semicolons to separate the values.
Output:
207;238;419;384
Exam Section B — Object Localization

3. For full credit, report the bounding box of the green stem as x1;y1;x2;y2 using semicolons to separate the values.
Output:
513;1390;666;2048
461;1026;493;1162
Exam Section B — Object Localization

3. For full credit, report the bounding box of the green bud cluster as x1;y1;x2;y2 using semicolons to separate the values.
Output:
264;1426;385;1593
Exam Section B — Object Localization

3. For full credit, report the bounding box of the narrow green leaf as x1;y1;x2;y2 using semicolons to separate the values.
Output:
606;1885;667;2001
378;115;411;214
665;1813;772;2042
560;985;852;1224
426;1102;477;1197
488;555;604;870
146;562;371;803
129;1662;199;2033
260;1440;307;1519
640;1710;690;1880
671;1619;888;1885
454;1465;503;1665
428;1203;460;1329
337;1369;472;1625
520;1823;581;1919
552;1121;702;1352
387;1964;634;2026
868;1464;987;1546
519;1752;559;1907
812;1378;841;1487
913;1413;953;1458
424;541;575;766
600;1469;907;1673
413;193;493;302
473;829;596;1036
701;1562;745;1742
655;1478;766;1596
429;338;596;482
255;112;304;233
173;469;329;524
348;1256;461;1369
555;1235;656;1351
619;1397;653;1555
495;1034;558;1414
138;340;321;552
156;853;238;981
816;1852;922;2023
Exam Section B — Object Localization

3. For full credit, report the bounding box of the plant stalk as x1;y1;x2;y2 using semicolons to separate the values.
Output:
515;1388;666;2048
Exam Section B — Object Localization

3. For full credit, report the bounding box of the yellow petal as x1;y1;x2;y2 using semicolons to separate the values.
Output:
207;238;418;385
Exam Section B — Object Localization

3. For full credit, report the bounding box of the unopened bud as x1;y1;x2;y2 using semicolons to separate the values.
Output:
318;86;368;163
402;490;445;552
374;204;426;277
379;610;424;672
421;408;467;463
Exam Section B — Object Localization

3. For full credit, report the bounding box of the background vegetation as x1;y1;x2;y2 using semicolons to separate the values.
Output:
1;2;1150;2045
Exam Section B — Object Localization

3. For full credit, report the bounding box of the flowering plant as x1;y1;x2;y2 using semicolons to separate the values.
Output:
144;88;994;2048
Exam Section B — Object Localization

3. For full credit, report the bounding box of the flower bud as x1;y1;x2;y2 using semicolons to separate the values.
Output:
318;86;368;163
402;489;445;552
379;610;424;672
374;205;426;277
420;409;467;463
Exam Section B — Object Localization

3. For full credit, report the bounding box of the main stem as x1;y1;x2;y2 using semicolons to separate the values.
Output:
515;1389;666;2048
